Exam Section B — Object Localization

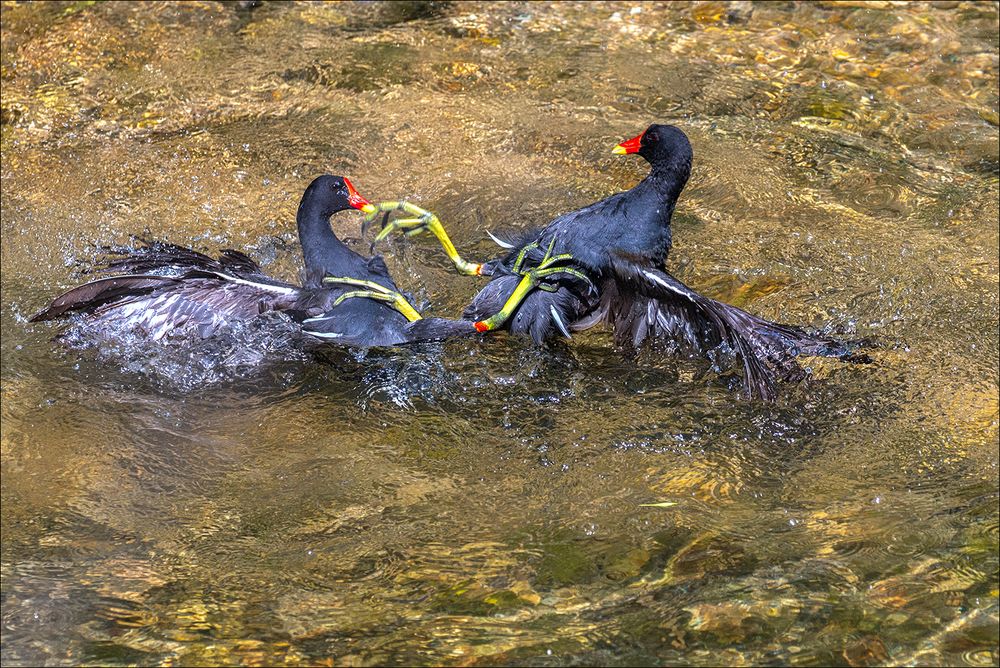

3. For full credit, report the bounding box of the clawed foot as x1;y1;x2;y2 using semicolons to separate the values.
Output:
510;238;595;294
474;238;595;333
361;201;484;276
322;276;422;322
360;201;436;243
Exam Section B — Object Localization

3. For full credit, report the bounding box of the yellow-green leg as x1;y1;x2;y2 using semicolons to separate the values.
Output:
473;273;535;332
322;276;423;322
364;201;484;276
473;242;595;333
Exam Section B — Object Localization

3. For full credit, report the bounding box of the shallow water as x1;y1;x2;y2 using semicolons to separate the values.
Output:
1;1;998;665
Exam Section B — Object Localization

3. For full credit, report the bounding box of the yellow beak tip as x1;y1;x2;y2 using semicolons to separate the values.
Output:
360;204;377;215
611;145;627;155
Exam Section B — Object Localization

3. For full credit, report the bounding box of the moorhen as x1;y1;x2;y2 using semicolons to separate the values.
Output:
30;175;435;346
364;125;864;399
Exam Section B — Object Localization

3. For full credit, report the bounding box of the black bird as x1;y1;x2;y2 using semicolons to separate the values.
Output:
30;175;438;347
367;125;864;399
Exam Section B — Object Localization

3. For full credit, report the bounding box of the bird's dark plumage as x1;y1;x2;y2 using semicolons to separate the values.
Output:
29;239;306;340
454;124;862;399
30;175;425;347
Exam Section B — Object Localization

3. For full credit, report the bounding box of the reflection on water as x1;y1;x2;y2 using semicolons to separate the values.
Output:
1;1;997;665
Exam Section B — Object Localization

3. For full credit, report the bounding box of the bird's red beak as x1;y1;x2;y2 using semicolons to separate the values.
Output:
344;178;376;214
612;132;643;155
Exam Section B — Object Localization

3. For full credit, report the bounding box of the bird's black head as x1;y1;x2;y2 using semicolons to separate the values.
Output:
613;124;692;171
299;174;375;218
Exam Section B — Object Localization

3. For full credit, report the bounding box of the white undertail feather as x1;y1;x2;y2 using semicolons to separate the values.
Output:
486;230;516;249
549;305;572;339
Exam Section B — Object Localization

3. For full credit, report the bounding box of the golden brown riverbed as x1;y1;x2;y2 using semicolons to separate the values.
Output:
1;1;998;665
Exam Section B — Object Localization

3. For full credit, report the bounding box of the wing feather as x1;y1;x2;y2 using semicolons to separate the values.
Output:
597;258;864;400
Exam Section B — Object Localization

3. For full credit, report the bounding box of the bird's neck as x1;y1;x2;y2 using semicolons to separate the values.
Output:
296;204;356;277
630;161;690;262
644;159;690;209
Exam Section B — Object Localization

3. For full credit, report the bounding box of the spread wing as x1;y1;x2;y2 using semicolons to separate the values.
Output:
96;276;302;340
97;239;266;278
28;275;181;321
30;241;305;340
584;257;862;400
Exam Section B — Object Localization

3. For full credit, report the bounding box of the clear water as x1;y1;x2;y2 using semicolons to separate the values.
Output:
1;2;997;665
